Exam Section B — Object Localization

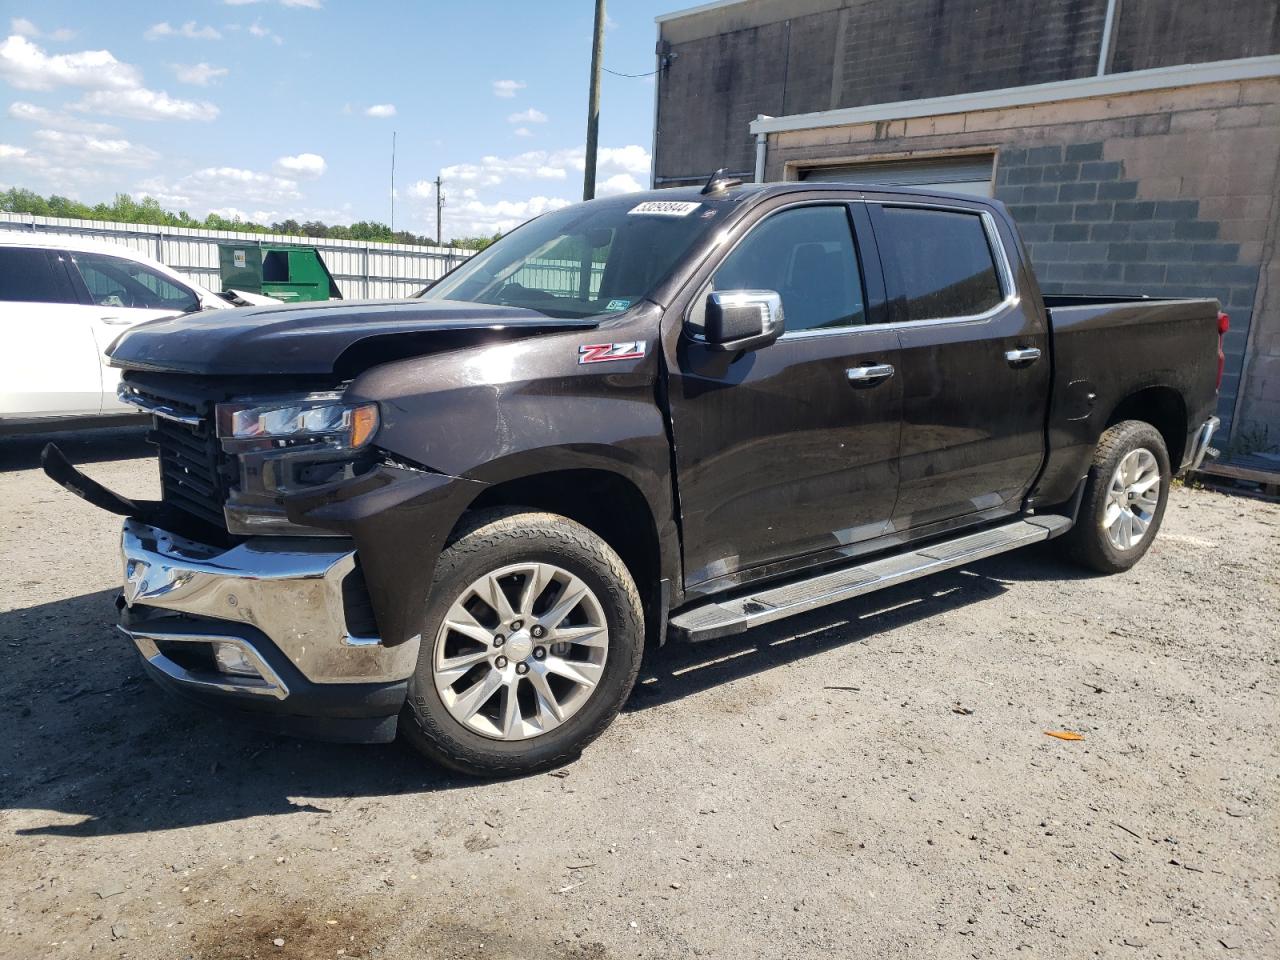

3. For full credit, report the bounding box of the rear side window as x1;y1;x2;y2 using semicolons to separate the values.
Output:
0;247;77;303
876;207;1004;321
72;251;198;312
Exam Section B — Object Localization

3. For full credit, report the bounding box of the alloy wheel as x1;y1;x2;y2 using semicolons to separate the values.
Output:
432;562;609;741
1102;447;1161;550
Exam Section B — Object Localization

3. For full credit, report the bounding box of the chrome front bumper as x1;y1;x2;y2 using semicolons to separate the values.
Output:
118;519;421;697
1187;415;1221;472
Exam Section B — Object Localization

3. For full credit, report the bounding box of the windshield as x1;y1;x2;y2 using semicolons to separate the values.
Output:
421;196;725;318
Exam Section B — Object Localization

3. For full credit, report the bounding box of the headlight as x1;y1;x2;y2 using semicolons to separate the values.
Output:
216;396;379;450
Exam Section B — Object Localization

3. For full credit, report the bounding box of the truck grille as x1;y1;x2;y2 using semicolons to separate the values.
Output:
123;378;233;530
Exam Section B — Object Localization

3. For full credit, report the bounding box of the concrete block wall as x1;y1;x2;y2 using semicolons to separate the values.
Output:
765;77;1280;447
655;0;1280;184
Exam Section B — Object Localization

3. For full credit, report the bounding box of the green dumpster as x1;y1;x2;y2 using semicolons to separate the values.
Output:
218;244;343;302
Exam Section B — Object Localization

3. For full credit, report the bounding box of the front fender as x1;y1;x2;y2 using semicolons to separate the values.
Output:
284;465;484;647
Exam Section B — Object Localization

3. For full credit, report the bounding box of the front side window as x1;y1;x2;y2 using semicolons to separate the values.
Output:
876;207;1005;321
73;252;198;312
0;247;74;303
422;196;726;318
711;205;867;334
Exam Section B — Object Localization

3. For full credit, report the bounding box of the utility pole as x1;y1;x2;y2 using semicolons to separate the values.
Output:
390;130;397;231
582;0;606;200
434;175;444;245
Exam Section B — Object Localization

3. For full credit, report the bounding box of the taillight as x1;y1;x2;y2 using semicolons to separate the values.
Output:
1216;311;1229;392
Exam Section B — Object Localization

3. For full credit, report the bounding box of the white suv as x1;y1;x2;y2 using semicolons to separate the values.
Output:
0;234;237;430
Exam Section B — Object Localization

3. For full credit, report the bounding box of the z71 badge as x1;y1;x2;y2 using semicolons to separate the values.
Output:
578;342;647;364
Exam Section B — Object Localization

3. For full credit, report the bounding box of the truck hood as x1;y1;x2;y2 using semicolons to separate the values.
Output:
107;298;600;376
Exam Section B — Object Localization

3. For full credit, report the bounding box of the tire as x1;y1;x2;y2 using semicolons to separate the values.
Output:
400;507;644;777
1059;419;1172;574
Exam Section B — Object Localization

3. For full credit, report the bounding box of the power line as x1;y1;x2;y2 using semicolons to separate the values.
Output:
603;66;658;78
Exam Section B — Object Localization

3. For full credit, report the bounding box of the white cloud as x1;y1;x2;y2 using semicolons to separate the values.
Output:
452;195;574;236
73;88;220;122
365;103;396;118
425;144;652;236
247;20;284;44
8;101;119;134
135;166;302;216
598;145;651;176
173;61;228;86
492;79;525;99
274;152;326;178
32;128;159;166
598;173;644;196
9;18;73;41
145;21;222;41
507;107;547;124
513;126;534;138
280;0;323;8
0;35;141;91
0;36;219;125
0;127;159;192
440;144;650;189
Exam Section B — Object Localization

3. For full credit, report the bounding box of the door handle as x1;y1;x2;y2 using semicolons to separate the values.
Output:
100;316;132;326
1005;347;1042;365
847;363;895;383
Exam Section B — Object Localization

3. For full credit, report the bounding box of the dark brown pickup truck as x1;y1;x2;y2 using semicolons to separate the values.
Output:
45;177;1226;776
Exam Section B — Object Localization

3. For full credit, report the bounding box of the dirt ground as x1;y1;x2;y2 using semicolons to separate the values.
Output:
1;428;1277;960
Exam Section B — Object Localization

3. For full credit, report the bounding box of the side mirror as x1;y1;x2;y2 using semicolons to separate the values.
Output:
704;290;785;352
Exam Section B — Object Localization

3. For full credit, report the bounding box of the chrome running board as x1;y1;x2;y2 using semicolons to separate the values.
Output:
668;515;1071;643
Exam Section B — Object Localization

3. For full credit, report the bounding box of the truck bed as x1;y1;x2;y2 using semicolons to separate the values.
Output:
1030;295;1222;508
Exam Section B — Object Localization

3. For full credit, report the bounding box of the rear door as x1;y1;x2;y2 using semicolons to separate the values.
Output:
0;246;102;419
66;250;200;413
867;200;1049;531
665;200;902;589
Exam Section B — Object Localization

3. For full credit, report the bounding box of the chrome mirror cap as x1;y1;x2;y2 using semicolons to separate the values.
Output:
705;289;785;352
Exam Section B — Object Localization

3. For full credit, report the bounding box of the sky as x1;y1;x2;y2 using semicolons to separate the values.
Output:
0;0;691;239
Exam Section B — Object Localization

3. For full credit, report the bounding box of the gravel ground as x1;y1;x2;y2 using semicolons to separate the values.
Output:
1;428;1277;960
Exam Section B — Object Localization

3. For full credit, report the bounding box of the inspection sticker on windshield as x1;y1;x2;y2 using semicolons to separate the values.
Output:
579;341;647;364
628;200;701;217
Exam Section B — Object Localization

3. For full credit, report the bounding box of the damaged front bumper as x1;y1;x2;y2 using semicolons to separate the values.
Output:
118;518;419;742
44;445;484;743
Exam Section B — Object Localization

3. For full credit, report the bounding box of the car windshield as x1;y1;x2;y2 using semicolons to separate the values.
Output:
420;196;725;318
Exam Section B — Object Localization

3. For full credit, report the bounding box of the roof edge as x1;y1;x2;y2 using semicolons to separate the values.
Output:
656;0;751;24
750;54;1280;135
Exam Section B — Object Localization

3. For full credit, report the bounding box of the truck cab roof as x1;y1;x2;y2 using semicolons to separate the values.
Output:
631;180;1003;209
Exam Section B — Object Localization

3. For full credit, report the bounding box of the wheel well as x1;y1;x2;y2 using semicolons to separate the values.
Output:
1106;387;1188;467
462;469;662;634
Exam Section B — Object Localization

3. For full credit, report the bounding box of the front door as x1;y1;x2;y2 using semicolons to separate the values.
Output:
0;246;102;419
866;200;1050;531
66;249;201;413
665;202;902;589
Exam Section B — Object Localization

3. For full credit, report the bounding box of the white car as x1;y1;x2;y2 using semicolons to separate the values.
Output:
0;234;260;431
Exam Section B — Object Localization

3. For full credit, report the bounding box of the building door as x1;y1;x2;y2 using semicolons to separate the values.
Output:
798;156;995;198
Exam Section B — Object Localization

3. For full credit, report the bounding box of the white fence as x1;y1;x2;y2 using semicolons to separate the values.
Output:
0;213;475;300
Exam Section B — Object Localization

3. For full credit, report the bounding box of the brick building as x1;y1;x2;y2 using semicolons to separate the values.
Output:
651;0;1280;456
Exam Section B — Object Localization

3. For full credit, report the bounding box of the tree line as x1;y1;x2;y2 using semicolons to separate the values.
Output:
0;188;501;250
